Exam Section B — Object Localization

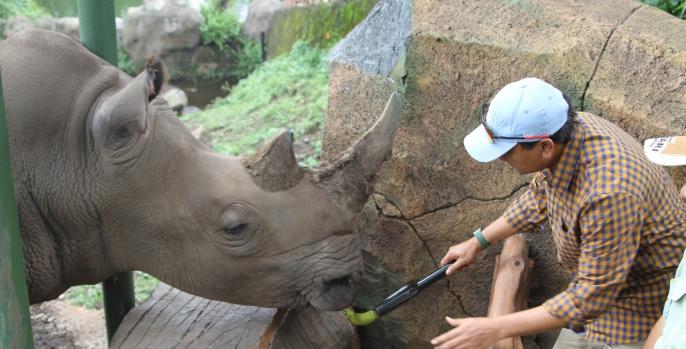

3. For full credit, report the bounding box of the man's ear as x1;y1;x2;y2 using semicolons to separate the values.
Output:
539;138;556;155
92;58;167;150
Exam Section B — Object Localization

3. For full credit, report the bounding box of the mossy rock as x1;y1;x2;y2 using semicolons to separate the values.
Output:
266;0;379;58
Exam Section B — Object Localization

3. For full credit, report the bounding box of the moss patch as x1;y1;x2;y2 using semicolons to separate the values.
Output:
266;0;379;58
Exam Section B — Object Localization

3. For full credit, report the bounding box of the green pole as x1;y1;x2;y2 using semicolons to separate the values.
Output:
78;0;118;64
77;0;135;343
0;71;34;348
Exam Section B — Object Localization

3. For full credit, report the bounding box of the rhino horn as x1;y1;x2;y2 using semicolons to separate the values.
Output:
242;129;304;191
313;93;402;212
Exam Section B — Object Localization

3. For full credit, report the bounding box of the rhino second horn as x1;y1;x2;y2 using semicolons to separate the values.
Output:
242;129;304;192
313;93;402;213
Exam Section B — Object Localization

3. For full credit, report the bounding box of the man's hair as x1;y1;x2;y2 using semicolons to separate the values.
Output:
519;94;577;149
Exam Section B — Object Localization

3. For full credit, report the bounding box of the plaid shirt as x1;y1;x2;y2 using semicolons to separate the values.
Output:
503;112;686;344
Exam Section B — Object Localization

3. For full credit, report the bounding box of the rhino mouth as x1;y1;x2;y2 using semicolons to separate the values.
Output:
308;272;361;311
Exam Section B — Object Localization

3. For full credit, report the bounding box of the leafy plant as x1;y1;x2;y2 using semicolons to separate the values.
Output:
200;0;241;51
199;0;262;81
0;0;47;36
0;0;47;20
641;0;686;19
225;37;263;80
117;47;137;76
183;41;328;166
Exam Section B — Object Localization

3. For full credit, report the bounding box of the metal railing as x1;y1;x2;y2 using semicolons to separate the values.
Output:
0;69;35;348
77;0;135;343
1;1;135;347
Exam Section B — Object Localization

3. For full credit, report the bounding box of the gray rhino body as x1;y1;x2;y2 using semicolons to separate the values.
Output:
0;29;400;311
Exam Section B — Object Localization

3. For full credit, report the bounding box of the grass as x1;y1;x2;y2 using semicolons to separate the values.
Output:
641;0;686;19
64;272;160;310
183;41;329;166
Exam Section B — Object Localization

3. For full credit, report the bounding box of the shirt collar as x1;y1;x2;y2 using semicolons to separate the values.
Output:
541;115;584;191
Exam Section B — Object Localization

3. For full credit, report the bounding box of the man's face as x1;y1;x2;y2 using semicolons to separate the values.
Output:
499;143;547;174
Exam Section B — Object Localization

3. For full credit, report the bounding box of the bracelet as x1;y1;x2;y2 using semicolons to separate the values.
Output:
473;228;491;249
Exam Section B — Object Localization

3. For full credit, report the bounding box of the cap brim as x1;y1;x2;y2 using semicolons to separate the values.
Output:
463;125;517;162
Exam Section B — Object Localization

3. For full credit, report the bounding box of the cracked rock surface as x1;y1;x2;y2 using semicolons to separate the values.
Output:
324;0;686;347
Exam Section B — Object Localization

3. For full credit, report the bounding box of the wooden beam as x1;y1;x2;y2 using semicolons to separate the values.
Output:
487;235;534;349
110;283;357;348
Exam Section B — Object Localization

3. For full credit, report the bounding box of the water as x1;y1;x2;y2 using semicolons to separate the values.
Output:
173;80;228;109
34;0;143;18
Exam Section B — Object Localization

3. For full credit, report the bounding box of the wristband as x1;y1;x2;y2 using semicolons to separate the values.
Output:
473;228;491;249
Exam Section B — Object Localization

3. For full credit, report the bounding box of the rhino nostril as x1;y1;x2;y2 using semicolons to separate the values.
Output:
323;275;353;290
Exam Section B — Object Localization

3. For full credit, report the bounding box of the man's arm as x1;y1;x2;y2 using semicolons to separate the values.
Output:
442;216;518;275
443;173;548;275
642;316;664;349
543;192;643;329
431;306;566;349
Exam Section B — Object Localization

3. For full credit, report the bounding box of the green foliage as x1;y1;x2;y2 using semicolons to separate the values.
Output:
0;0;47;36
132;272;159;304
267;0;378;57
64;283;104;310
65;272;159;309
118;48;137;76
227;38;263;81
641;0;686;19
0;0;47;20
199;0;262;81
200;0;241;52
184;41;328;165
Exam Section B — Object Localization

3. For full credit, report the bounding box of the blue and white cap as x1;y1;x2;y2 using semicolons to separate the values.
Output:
463;77;569;162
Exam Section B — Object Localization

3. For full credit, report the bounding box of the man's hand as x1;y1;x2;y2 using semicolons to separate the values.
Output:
431;317;503;349
440;238;483;275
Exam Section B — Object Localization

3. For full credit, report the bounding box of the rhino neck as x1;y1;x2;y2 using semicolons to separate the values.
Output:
18;178;119;303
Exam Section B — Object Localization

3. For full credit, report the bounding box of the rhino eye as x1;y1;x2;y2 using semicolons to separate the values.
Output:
223;223;248;237
214;203;265;256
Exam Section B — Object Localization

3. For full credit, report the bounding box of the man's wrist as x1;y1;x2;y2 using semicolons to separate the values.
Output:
473;228;491;249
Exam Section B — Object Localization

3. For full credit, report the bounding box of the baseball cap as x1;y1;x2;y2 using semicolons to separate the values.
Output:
463;77;569;162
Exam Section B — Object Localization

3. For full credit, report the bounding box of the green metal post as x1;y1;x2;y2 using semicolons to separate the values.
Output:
77;0;135;343
78;0;118;64
0;71;34;348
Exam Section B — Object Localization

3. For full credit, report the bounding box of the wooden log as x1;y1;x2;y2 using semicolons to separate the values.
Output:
110;283;357;348
487;235;534;349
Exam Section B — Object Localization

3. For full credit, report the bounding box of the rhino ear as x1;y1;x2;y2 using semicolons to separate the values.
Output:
241;130;304;192
144;56;166;101
92;58;167;150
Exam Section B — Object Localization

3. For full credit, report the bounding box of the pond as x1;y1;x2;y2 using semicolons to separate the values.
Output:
34;0;143;18
173;80;228;109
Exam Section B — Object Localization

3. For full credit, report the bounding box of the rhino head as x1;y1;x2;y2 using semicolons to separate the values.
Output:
1;29;400;311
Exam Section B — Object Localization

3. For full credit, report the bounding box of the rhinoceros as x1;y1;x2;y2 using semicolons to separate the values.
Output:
0;29;400;311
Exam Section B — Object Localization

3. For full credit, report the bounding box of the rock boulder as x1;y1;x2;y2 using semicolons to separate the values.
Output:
121;0;203;69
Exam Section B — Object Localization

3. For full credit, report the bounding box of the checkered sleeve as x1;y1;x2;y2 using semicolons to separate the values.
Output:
543;192;643;329
503;173;547;233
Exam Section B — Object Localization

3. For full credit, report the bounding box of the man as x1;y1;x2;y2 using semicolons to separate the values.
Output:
431;78;686;349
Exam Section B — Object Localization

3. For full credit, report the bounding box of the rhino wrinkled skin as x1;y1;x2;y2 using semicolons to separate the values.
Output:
0;29;401;311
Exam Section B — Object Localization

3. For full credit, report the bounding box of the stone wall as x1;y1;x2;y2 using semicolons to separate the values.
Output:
324;0;686;348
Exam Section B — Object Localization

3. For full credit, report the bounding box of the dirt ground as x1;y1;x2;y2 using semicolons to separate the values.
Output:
30;299;107;349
